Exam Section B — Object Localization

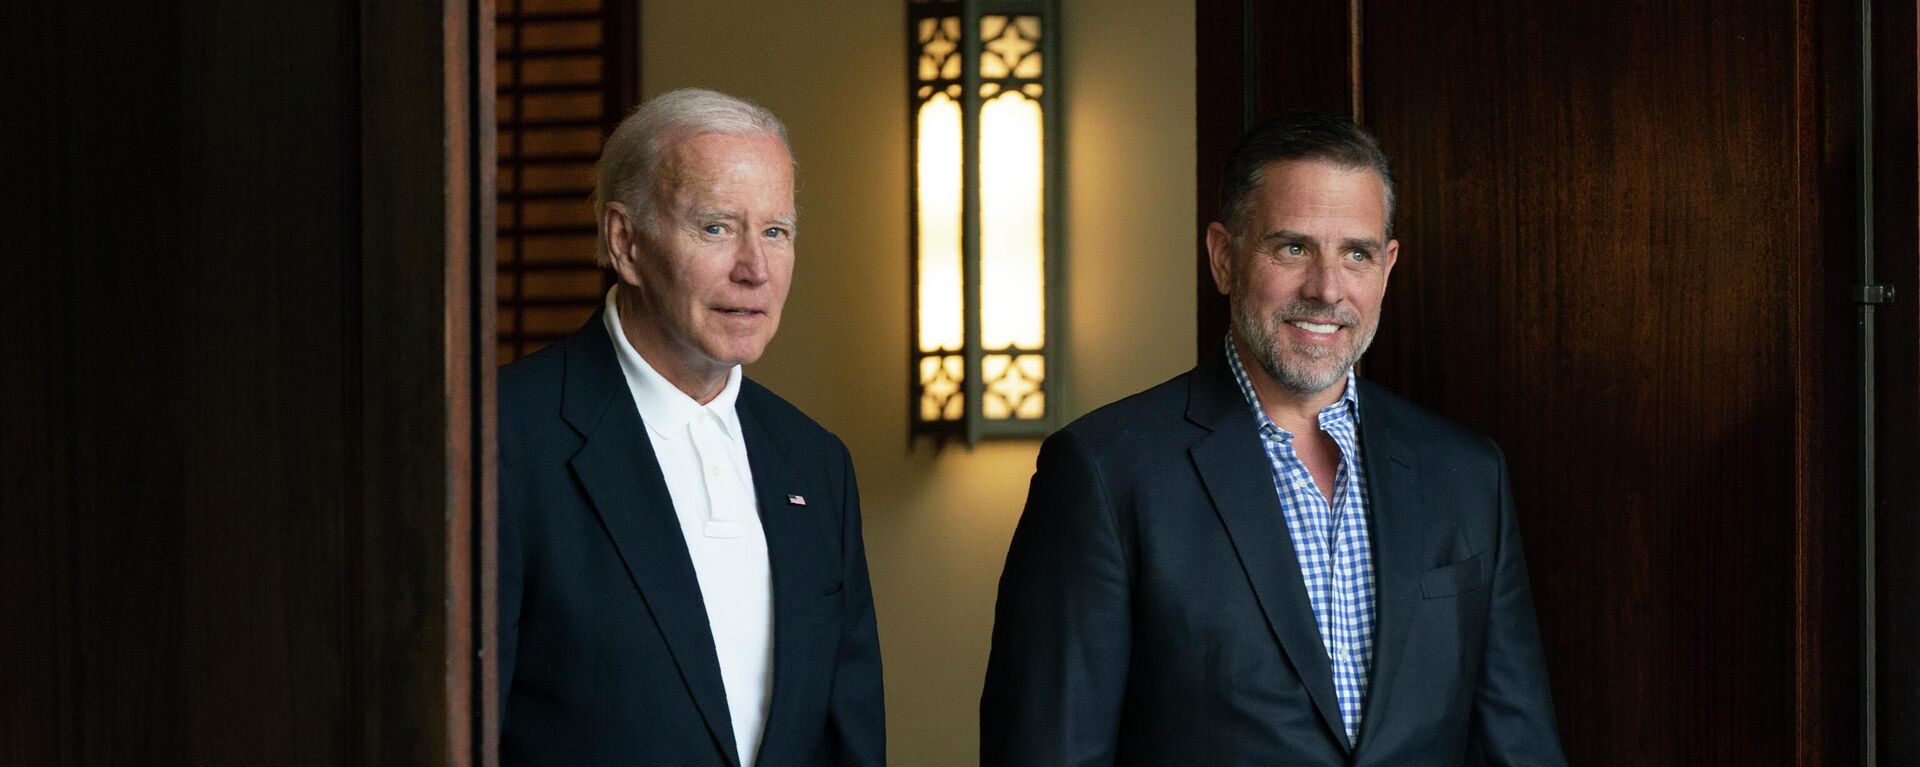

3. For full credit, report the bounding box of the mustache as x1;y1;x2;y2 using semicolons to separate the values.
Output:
1270;301;1360;327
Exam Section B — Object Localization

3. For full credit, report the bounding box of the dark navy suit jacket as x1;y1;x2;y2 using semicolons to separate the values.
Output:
981;350;1565;766
499;313;884;766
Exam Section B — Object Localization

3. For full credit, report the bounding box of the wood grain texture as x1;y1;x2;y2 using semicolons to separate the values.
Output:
1;0;488;762
474;3;504;764
1363;4;1802;760
1792;0;1869;762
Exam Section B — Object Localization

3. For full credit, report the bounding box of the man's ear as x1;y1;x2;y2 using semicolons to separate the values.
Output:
602;202;645;287
1205;222;1237;296
1382;238;1400;287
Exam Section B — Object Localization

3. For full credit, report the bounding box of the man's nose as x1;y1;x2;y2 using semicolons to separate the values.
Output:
1299;255;1345;303
731;235;770;285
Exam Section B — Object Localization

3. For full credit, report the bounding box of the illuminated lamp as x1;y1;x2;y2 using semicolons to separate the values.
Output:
909;0;1061;445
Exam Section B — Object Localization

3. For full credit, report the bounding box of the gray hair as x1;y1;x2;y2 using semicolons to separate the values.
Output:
1217;110;1395;242
593;87;793;266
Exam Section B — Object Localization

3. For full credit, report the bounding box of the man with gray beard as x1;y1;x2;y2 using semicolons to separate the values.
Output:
981;111;1566;766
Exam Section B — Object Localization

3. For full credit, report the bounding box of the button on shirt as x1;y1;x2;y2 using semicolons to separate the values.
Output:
605;289;773;766
1225;335;1377;745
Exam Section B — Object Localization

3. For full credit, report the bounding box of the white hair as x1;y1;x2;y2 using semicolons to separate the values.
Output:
592;88;792;266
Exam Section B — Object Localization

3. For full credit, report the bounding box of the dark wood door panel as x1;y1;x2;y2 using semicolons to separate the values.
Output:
1362;4;1801;761
2;1;493;763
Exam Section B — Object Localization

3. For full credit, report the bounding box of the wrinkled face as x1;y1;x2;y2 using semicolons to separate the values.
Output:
608;131;796;384
1207;159;1398;399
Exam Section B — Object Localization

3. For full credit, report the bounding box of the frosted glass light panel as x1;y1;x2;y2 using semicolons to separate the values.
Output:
914;14;965;425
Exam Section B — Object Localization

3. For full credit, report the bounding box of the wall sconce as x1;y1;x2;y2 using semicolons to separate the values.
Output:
909;0;1062;446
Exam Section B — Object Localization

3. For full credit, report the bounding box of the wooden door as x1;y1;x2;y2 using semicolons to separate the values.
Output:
1;0;497;763
1195;0;1920;763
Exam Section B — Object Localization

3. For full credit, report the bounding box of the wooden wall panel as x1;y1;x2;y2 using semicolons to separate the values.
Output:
1;0;493;763
1790;0;1872;761
1361;2;1804;761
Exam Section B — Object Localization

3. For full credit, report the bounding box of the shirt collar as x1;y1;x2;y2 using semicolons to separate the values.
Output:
603;287;744;441
1224;333;1361;439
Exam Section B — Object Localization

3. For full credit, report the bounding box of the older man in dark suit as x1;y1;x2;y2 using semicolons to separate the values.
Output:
981;111;1565;766
499;88;883;767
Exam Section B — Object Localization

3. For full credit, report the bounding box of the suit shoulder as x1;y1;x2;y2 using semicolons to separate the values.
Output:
1357;378;1502;460
1050;370;1194;448
740;377;847;455
497;343;575;462
499;342;567;412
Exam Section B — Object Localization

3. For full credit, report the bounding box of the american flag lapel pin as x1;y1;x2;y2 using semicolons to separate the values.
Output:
786;494;807;507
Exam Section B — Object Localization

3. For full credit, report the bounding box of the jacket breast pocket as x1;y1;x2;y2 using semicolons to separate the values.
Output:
1419;554;1483;599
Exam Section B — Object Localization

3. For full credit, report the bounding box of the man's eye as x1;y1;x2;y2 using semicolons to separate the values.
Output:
703;224;726;236
1283;244;1305;256
1346;250;1368;262
763;227;787;239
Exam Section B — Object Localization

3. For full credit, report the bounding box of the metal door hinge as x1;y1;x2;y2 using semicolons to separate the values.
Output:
1854;284;1896;304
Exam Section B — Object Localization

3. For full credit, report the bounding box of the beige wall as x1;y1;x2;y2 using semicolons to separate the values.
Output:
643;1;1194;762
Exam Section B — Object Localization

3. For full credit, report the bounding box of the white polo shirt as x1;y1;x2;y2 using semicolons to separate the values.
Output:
603;288;773;766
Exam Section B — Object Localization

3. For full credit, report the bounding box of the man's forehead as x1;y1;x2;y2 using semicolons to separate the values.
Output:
657;135;795;206
1249;161;1387;222
666;130;793;168
1257;159;1386;195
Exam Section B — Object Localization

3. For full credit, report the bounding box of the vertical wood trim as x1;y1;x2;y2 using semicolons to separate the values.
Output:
443;0;479;764
1347;0;1364;124
1790;0;1836;762
474;0;501;759
340;0;369;760
607;0;643;126
359;0;486;760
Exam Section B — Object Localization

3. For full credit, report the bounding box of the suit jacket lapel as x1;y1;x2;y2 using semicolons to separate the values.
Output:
559;316;742;767
1186;351;1350;752
1352;379;1423;744
735;390;815;763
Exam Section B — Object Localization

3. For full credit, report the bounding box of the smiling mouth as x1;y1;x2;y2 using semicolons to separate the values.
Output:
715;307;763;317
1286;319;1343;334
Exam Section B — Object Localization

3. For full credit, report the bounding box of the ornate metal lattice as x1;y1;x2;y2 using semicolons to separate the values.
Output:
983;352;1045;419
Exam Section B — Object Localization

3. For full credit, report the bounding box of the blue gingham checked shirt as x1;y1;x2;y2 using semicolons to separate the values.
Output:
1225;335;1377;745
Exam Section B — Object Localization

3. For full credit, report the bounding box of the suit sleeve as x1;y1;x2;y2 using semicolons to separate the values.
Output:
1467;445;1569;766
980;429;1131;766
497;440;524;727
828;443;886;766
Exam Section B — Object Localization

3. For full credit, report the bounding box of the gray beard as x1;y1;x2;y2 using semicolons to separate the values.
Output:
1234;298;1375;398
